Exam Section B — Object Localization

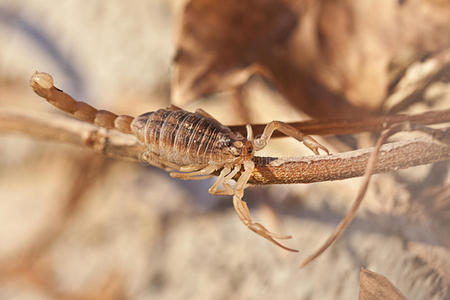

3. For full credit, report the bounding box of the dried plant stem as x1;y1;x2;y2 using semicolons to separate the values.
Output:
229;109;450;137
0;109;145;161
299;123;449;267
250;130;450;184
299;125;399;268
1;110;449;185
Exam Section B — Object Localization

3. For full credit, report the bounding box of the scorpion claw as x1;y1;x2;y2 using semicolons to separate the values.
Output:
268;238;299;253
303;136;330;155
234;194;298;252
248;223;292;240
248;223;299;252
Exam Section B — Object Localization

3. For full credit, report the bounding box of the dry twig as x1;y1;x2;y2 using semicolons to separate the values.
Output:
1;109;449;185
229;109;450;137
300;123;449;267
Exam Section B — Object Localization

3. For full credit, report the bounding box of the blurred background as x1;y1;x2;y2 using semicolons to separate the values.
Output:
0;0;449;299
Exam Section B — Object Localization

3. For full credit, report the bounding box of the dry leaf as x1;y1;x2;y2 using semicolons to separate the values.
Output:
172;0;370;118
172;0;450;118
359;268;407;300
171;0;298;103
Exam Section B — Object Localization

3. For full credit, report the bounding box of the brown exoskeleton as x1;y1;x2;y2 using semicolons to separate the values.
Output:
30;71;329;252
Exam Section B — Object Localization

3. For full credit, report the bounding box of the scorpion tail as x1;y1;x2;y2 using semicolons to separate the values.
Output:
30;71;134;134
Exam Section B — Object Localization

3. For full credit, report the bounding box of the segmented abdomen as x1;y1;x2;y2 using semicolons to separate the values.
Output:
131;109;233;166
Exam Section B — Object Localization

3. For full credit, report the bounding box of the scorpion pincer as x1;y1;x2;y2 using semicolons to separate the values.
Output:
31;71;329;252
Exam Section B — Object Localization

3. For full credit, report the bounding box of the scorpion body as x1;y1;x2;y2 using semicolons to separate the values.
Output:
131;108;251;168
30;72;329;252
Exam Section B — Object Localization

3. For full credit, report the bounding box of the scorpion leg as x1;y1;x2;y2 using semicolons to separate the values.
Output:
179;165;207;172
253;121;329;155
233;160;298;252
142;152;203;173
170;164;218;180
151;155;186;171
208;166;231;194
209;164;241;196
246;124;254;141
140;151;174;171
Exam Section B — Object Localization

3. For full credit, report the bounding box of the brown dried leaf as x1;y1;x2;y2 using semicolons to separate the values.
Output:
359;268;407;300
172;0;298;103
172;0;450;118
172;0;369;118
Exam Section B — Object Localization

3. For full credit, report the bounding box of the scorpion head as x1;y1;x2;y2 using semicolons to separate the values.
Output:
224;137;254;162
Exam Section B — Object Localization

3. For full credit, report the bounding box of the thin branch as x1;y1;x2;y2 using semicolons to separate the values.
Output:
299;124;402;267
250;129;450;184
298;123;450;267
1;110;449;185
0;109;145;162
229;50;450;138
228;109;450;137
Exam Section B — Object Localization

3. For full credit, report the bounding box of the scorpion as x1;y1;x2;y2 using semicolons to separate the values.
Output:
30;71;329;252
